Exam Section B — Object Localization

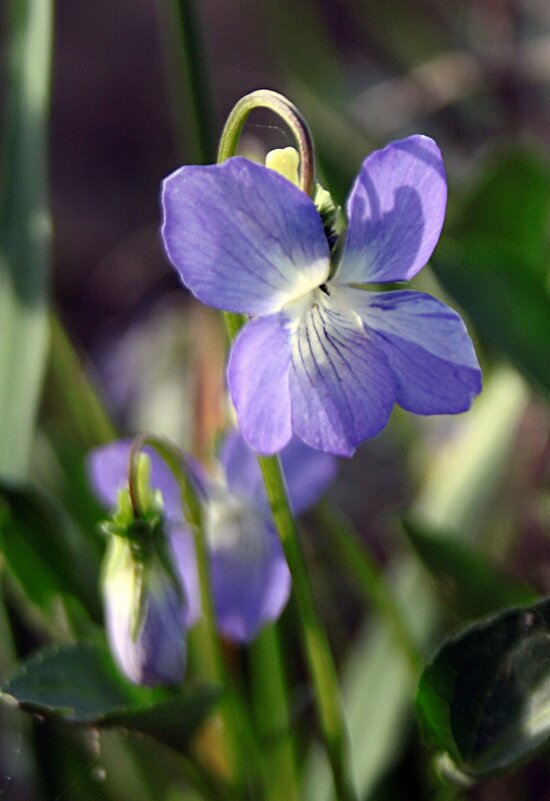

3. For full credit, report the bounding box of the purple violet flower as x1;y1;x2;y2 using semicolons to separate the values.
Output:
161;136;482;457
88;433;336;645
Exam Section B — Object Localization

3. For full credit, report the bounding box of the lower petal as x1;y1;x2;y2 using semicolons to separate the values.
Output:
357;289;482;413
289;297;395;456
227;314;293;454
210;518;291;643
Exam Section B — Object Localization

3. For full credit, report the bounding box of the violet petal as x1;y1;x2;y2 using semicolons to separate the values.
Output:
336;135;447;284
356;288;482;413
227;313;293;454
162;158;330;315
289;289;395;456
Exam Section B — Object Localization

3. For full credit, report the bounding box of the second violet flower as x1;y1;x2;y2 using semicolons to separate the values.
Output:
89;432;336;681
161;135;482;457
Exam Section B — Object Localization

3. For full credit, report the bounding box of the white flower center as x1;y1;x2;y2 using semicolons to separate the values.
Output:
282;282;363;335
204;491;266;562
274;257;331;313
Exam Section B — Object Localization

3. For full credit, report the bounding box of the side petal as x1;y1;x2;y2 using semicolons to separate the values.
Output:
336;135;447;284
357;289;482;414
162;157;330;315
227;314;293;454
289;291;395;456
169;527;202;627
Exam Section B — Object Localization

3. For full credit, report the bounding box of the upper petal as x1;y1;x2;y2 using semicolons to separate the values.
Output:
289;288;395;456
88;440;132;509
219;430;337;514
162;157;330;315
227;313;293;454
355;289;482;414
87;441;183;520
335;135;447;284
218;430;265;500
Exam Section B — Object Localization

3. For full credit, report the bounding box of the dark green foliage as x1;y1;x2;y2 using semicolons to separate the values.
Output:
2;641;222;753
417;598;550;776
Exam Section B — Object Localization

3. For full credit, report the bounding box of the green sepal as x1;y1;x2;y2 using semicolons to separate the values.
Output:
314;182;345;254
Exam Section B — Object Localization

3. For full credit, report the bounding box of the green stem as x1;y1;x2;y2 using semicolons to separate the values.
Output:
130;434;254;796
250;624;300;801
258;456;357;801
217;91;356;801
435;785;467;801
317;501;422;677
217;89;316;197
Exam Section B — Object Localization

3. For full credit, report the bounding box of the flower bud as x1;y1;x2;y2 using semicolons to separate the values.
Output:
100;455;188;687
102;535;187;686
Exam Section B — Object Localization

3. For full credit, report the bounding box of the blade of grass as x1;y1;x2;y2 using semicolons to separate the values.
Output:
47;314;116;448
0;3;53;794
0;0;53;480
157;0;216;163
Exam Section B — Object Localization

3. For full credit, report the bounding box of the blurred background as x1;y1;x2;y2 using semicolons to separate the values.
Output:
2;0;550;799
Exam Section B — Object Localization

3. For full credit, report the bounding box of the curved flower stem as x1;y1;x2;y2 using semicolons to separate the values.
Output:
217;88;318;361
258;455;357;801
217;89;316;197
129;434;258;797
218;90;316;359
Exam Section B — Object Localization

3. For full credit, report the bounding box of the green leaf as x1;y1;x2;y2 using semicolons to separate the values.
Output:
402;516;536;619
458;148;550;274
432;235;550;402
3;641;148;721
2;641;222;752
0;480;101;616
417;597;550;775
0;0;53;480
